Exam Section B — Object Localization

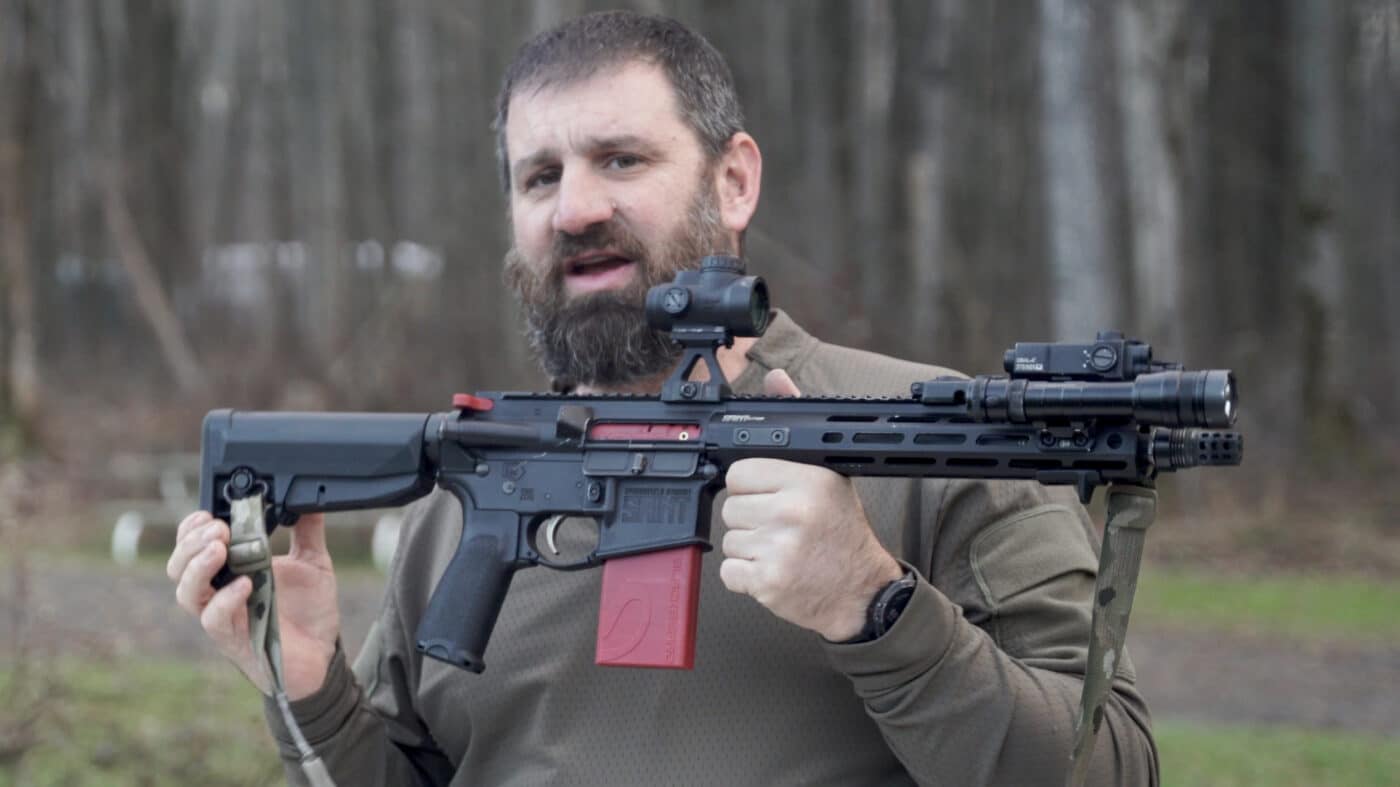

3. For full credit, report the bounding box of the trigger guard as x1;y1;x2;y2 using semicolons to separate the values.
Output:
527;514;601;572
534;552;600;572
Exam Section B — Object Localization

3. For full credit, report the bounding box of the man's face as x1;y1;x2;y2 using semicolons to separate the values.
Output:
502;62;735;389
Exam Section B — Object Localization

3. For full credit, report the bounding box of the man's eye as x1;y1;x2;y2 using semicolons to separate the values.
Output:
525;168;560;190
606;154;642;170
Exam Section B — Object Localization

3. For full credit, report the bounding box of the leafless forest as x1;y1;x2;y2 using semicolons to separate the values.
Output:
1;0;1399;513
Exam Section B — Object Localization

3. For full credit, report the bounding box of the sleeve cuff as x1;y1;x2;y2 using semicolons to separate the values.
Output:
821;567;961;695
263;640;361;750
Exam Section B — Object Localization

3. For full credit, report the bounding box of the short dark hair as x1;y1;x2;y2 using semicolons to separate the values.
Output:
493;10;745;193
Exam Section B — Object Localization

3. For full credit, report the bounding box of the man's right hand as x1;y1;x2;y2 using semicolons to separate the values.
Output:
168;510;341;700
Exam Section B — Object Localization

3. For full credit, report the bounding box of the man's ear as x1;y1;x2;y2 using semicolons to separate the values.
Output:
714;132;762;234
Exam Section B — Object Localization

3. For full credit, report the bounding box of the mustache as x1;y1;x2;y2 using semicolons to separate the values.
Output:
551;220;649;269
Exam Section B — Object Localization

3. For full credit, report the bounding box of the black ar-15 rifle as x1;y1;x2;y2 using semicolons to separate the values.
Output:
202;254;1240;671
200;256;1240;779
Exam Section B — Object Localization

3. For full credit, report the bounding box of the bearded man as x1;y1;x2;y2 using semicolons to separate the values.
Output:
168;11;1158;786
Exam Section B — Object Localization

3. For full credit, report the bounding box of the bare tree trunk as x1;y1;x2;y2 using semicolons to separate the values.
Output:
1116;0;1185;354
852;0;897;349
1292;0;1352;463
761;2;794;131
908;0;962;355
184;0;239;256
1355;1;1400;428
393;0;438;244
0;0;41;438
1173;4;1216;369
1197;1;1297;484
0;147;40;435
95;5;207;396
1039;0;1116;340
102;162;209;394
1359;2;1400;432
795;8;848;340
280;2;350;369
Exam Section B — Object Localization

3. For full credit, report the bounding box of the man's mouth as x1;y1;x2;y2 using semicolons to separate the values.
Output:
563;252;638;294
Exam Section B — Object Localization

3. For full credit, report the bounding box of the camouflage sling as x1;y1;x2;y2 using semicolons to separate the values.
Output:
228;491;336;787
1067;484;1158;787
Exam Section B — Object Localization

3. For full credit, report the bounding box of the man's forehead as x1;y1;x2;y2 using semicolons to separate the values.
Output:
506;62;689;157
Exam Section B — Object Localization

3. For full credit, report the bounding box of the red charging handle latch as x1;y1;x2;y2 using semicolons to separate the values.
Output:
452;393;494;412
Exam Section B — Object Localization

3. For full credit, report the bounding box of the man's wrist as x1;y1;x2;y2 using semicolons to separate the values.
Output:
286;640;339;701
836;564;917;644
264;640;355;749
822;556;905;642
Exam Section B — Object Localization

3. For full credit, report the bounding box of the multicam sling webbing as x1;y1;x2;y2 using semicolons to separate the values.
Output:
227;491;336;787
1067;484;1158;787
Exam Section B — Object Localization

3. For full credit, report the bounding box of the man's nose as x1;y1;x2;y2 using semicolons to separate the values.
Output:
552;169;615;236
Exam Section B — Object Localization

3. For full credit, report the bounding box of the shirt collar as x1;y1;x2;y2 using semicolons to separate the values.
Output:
729;309;819;395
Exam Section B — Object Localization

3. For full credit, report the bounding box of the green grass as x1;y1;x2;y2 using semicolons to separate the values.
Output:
1134;569;1400;644
1157;721;1400;787
5;658;1400;785
0;658;279;787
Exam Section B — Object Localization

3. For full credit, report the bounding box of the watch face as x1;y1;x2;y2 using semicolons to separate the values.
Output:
881;586;915;630
872;575;917;637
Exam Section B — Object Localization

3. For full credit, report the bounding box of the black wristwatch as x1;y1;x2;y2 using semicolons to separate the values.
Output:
844;569;918;643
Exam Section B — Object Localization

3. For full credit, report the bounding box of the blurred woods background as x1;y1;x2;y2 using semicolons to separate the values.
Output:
4;3;1400;784
1;0;1399;515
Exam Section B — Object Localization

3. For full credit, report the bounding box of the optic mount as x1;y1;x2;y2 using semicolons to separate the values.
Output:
646;255;770;403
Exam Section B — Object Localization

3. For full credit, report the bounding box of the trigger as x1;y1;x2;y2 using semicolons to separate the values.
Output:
542;514;567;555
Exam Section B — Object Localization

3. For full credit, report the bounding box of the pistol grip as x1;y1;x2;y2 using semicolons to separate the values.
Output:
595;546;703;669
416;509;521;673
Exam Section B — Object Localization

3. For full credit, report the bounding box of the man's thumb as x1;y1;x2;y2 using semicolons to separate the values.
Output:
763;368;802;397
288;513;330;558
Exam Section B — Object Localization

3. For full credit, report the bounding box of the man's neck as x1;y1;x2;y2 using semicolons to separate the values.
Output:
575;335;759;396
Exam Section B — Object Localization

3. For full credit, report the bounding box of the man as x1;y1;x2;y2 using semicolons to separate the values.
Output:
169;11;1157;785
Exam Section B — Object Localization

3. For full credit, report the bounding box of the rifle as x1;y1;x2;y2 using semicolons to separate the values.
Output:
202;255;1240;674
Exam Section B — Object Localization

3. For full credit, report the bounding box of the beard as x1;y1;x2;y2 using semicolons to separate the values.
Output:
503;177;734;391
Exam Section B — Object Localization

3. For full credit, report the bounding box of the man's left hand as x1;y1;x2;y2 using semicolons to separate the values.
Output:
719;369;905;642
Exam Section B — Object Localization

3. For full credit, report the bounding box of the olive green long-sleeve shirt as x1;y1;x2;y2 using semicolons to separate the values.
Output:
265;311;1158;786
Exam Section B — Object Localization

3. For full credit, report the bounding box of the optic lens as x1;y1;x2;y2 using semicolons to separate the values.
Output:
749;280;770;335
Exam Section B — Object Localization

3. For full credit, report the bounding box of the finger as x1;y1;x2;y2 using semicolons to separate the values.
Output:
763;368;802;398
719;557;755;596
288;512;329;560
721;528;759;560
176;510;213;542
720;493;775;532
725;457;820;495
166;519;228;582
200;575;252;652
202;577;270;693
175;540;226;615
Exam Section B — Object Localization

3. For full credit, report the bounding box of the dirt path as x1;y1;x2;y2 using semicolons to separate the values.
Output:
8;555;1400;736
1130;626;1400;734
